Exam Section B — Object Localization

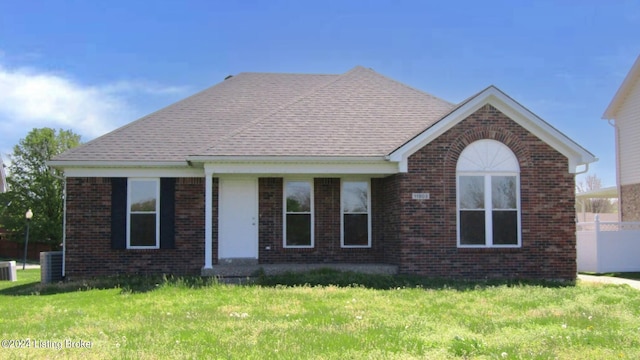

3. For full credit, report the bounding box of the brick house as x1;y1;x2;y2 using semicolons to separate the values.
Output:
49;66;596;280
603;54;640;221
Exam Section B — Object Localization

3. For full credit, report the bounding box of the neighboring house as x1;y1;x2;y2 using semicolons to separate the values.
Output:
603;55;640;222
575;186;618;222
49;66;596;281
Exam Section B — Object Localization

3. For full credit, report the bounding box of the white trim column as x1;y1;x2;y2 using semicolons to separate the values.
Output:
203;167;214;270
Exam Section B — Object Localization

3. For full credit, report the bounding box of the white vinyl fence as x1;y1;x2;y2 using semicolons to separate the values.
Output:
577;215;640;273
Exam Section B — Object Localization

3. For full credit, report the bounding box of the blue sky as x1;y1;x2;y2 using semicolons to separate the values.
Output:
1;0;638;187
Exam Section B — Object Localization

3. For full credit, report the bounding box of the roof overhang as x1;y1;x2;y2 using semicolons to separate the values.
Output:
47;156;401;177
47;160;203;178
388;86;597;173
192;156;399;176
47;160;190;168
603;55;640;119
576;186;618;200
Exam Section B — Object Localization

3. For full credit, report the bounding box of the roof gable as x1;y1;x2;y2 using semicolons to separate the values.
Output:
389;86;597;173
603;55;640;119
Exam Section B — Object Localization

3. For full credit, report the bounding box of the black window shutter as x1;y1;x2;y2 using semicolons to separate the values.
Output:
160;178;176;249
111;178;127;249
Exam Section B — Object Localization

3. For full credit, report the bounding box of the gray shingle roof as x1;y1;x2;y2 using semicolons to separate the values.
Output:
53;66;455;163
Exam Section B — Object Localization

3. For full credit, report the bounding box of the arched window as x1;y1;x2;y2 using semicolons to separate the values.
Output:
456;139;521;247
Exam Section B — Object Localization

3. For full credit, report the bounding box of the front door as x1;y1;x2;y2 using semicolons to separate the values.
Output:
218;178;258;260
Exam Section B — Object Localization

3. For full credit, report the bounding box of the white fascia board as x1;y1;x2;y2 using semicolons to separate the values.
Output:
389;86;597;173
603;55;640;119
203;158;399;175
62;167;204;178
49;160;203;178
188;155;388;163
488;92;597;172
47;160;189;168
54;158;400;177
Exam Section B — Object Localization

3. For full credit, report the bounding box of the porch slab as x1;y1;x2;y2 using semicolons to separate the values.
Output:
201;263;398;278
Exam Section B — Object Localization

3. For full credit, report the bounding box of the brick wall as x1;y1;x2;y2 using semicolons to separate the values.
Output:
390;104;576;280
258;177;384;263
373;176;401;265
620;182;640;221
65;177;214;279
64;105;577;281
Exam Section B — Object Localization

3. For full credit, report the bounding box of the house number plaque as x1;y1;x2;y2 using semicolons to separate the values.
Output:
412;193;430;200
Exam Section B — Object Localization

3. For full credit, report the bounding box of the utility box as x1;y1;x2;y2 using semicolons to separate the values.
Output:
0;261;17;281
40;251;63;284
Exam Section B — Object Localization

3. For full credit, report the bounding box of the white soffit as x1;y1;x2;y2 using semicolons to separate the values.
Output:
57;158;400;177
202;158;399;175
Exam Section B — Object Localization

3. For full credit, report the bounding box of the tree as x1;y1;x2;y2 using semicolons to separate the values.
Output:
576;173;615;214
0;128;81;247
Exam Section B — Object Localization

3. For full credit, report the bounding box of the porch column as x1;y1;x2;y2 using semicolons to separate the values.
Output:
204;168;214;270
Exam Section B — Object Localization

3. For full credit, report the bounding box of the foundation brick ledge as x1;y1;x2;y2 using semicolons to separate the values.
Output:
201;263;399;277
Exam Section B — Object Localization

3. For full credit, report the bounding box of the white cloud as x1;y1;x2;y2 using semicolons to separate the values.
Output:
101;80;190;96
0;62;189;161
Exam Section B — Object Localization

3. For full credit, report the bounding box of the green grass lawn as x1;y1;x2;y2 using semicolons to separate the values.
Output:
1;270;639;359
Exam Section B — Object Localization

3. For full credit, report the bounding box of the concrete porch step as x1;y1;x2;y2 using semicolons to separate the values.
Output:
201;263;399;278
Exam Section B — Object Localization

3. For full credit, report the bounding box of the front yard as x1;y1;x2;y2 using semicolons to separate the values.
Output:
1;269;639;359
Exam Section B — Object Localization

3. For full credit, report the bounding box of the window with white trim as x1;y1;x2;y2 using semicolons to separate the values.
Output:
284;180;313;247
127;178;160;249
457;140;521;247
341;180;371;247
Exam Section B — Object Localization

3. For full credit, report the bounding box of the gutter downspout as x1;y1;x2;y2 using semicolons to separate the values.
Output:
574;163;590;176
574;163;590;222
50;170;67;278
608;119;622;222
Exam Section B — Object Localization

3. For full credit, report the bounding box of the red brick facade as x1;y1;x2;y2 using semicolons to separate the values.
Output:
257;178;385;263
65;177;213;279
383;104;576;280
64;105;577;280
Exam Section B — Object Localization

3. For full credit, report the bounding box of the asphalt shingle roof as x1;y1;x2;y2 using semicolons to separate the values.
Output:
53;66;455;162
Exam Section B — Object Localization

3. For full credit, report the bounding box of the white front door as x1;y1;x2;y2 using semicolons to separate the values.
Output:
218;178;258;260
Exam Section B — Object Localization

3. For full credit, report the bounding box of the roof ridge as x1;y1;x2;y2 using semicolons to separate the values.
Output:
200;66;458;157
357;66;456;107
235;70;338;76
196;69;354;155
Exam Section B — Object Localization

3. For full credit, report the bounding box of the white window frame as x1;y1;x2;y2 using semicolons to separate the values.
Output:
283;179;314;248
341;179;372;248
456;140;521;248
127;178;160;249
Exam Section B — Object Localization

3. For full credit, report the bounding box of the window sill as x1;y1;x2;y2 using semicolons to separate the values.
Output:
457;245;521;249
